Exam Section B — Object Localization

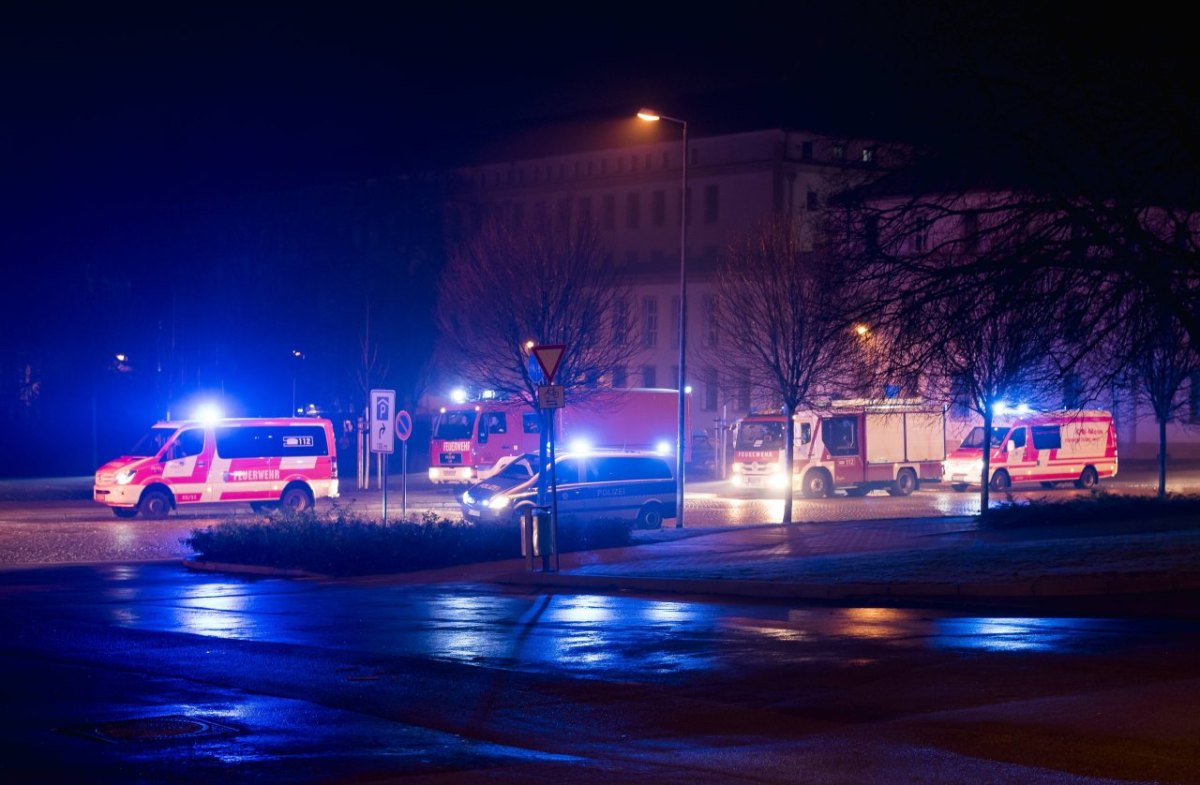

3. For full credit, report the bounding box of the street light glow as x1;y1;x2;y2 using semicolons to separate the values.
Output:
637;109;661;122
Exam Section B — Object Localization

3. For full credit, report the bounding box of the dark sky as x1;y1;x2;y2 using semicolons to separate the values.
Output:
2;1;1193;249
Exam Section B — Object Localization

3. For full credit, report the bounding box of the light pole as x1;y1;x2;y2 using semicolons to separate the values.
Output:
291;349;305;415
638;108;687;528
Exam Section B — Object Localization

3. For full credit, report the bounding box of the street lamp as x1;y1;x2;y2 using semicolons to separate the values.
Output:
638;108;688;528
291;349;305;415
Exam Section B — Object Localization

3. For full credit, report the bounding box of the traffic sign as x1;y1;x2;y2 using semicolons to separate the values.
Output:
394;409;413;442
532;344;565;384
538;384;565;409
369;389;396;454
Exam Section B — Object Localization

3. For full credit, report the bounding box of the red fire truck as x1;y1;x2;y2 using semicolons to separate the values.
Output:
428;388;690;487
731;400;946;496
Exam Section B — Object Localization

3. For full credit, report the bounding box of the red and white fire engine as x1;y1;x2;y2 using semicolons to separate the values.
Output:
731;400;946;497
428;388;689;487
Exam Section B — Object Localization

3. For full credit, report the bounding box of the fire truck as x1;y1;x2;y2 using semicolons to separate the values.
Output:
428;388;689;487
731;400;946;497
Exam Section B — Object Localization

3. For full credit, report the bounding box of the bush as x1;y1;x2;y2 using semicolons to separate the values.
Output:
979;491;1200;529
184;506;633;577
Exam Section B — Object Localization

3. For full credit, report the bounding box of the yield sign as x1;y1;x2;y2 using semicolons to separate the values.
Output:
532;344;565;384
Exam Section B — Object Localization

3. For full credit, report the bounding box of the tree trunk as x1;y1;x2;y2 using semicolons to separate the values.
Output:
979;408;993;513
782;403;795;525
1158;416;1168;501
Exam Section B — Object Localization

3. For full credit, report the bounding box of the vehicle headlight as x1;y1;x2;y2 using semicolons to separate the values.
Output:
731;462;744;474
116;468;137;485
461;490;475;505
487;494;511;510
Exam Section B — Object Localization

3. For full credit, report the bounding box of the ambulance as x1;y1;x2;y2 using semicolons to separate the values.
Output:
943;410;1118;491
93;417;339;518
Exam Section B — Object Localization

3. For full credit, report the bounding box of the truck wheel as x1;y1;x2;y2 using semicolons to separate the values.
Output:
1075;466;1099;489
636;502;665;530
139;488;171;519
989;470;1011;491
112;507;138;519
888;468;918;496
801;469;832;498
280;486;312;514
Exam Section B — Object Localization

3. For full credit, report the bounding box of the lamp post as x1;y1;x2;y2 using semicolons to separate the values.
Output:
291;349;305;415
638;108;687;528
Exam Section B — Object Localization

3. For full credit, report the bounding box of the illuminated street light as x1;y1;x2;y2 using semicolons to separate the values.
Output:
638;107;688;528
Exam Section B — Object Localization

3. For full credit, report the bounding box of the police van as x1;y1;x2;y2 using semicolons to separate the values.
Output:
94;417;339;518
459;450;677;529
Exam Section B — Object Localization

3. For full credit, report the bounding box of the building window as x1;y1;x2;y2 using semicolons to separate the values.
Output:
642;296;658;348
626;192;640;228
652;190;666;227
704;294;718;347
612;366;627;388
671;296;680;349
862;146;875;163
602;195;615;229
704;368;719;411
612;299;629;345
801;141;813;160
642;365;657;387
703;184;719;224
806;190;818;211
736;368;751;410
832;143;845;161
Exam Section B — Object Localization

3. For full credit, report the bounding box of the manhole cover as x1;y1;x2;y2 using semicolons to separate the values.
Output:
58;715;238;743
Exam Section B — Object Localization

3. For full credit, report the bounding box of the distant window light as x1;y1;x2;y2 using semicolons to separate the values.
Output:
801;141;813;160
832;144;846;161
862;146;875;163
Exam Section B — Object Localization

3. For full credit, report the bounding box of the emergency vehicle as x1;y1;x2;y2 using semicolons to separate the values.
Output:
428;388;688;487
732;401;946;497
93;417;339;518
944;410;1117;491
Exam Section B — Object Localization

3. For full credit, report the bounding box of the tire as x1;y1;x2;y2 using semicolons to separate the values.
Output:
280;486;312;514
1075;466;1099;489
844;486;870;497
801;469;832;499
989;470;1011;492
636;502;665;530
112;507;138;519
951;483;969;492
139;488;171;519
888;468;918;497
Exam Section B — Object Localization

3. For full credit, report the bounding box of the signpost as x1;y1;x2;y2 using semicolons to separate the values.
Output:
370;389;396;520
530;344;565;572
394;409;413;519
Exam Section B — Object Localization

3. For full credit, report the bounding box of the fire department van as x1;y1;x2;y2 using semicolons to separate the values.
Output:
93;417;339;518
729;412;790;489
428;388;687;487
944;410;1117;492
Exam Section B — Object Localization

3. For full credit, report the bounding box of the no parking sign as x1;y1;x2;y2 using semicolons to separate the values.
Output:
394;409;413;441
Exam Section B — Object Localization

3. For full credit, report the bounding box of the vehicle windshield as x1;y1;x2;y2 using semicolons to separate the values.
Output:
433;410;477;440
495;455;539;481
128;426;177;457
959;426;1010;449
735;421;785;450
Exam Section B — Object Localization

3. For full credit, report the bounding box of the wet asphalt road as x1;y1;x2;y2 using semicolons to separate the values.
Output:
3;562;1200;784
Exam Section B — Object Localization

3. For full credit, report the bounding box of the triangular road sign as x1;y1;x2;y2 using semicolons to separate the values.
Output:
532;344;565;384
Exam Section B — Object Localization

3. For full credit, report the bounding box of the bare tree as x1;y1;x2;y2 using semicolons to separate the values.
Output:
436;213;639;406
711;213;861;524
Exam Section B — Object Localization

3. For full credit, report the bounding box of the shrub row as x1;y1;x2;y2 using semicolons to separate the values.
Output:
980;492;1200;529
184;508;633;577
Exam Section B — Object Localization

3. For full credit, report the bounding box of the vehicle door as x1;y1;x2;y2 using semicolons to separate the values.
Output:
1030;424;1062;477
549;457;583;516
1000;426;1034;481
159;427;211;504
822;415;863;485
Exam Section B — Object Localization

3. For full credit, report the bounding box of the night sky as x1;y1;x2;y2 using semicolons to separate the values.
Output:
1;2;1192;474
